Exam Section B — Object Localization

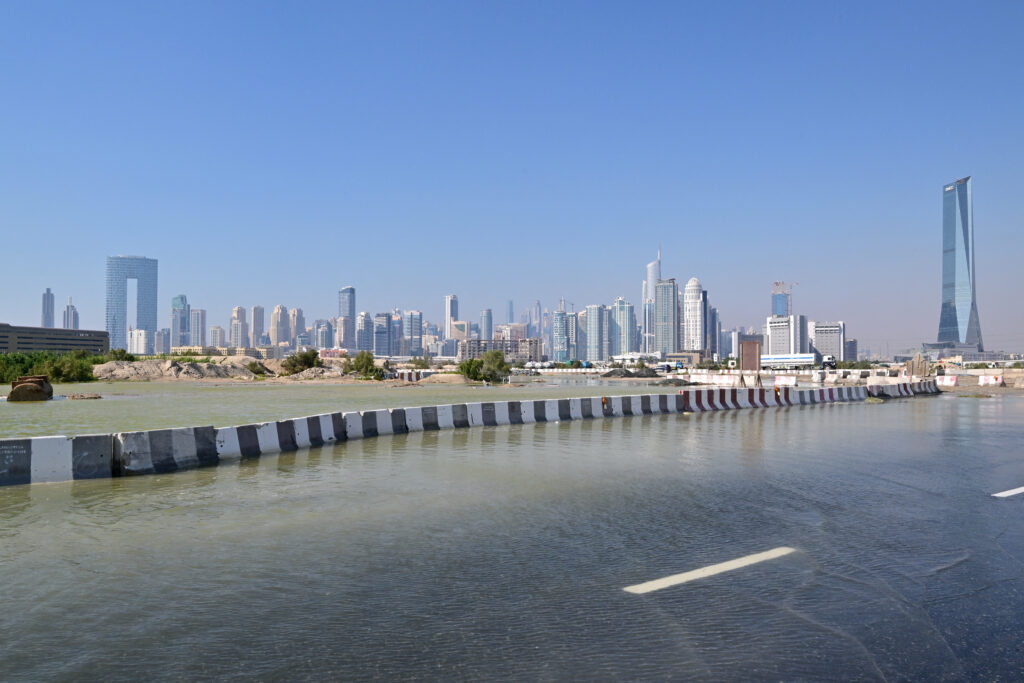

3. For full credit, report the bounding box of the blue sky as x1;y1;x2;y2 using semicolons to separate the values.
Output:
2;1;1022;354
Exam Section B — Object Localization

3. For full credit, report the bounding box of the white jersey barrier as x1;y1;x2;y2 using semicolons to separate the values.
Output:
2;383;939;487
936;375;959;387
979;375;1005;387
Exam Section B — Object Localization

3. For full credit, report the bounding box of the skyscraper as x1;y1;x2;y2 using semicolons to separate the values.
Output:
444;294;458;339
585;304;609;361
937;176;984;350
641;247;661;354
403;310;423;356
338;287;356;348
373;313;391;356
765;315;808;355
269;305;289;347
552;306;569;363
209;325;226;348
683;277;704;352
610;297;636;356
506;300;514;325
41;288;54;328
653;279;679;355
229;307;248;348
170;295;190;348
105;255;158;353
289;308;305;345
480;309;493;341
251;305;264;347
356;312;372;352
771;282;792;318
189;309;207;346
62;297;79;330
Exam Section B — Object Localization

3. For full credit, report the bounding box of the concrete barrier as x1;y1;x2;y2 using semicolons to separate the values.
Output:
7;384;946;487
979;375;1005;387
936;375;959;387
0;433;113;486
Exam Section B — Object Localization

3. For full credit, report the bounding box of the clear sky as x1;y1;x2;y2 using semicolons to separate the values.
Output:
2;1;1022;354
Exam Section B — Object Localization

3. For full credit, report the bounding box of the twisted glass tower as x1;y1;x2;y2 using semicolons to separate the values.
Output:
937;177;983;351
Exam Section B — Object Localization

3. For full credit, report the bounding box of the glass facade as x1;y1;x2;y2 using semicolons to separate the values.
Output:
653;279;679;355
937;177;984;350
105;256;158;353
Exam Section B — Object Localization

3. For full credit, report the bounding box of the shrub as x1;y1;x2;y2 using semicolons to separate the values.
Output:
280;349;324;376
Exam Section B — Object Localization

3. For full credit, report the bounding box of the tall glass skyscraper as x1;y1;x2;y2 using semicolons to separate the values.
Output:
105;255;158;353
653;278;679;355
937;177;984;350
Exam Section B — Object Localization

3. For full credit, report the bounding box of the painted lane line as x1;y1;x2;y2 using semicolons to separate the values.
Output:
993;486;1024;498
623;547;797;595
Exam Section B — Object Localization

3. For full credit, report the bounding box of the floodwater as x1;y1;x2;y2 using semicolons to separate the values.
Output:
0;378;668;438
2;391;1024;680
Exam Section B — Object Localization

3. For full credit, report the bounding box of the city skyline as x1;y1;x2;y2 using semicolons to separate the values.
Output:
2;4;1023;352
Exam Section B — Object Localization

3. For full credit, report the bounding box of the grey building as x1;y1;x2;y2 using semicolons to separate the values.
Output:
190;308;207;347
653;278;679;355
480;308;493;341
610;297;636;356
170;295;190;348
937;176;984;350
809;320;846;360
105;255;158;353
0;323;107;354
373;313;391;356
62;297;79;330
356;312;373;352
338;287;356;349
41;288;55;328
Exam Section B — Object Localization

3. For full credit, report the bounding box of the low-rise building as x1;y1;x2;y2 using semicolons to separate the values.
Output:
0;323;109;354
458;338;543;363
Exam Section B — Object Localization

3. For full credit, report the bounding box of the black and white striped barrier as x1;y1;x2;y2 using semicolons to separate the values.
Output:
0;434;114;487
2;383;938;486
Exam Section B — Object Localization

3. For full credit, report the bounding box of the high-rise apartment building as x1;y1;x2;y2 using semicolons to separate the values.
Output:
314;320;334;349
653;279;679;355
443;295;458;339
809;320;846;360
154;329;170;354
189;309;207;347
105;255;158;353
41;288;55;328
356;312;373;352
844;339;858;363
402;310;423;356
128;328;149;355
251;306;264;347
209;326;226;348
480;309;493;341
373;313;391;356
937;176;984;350
269;305;289;347
610;297;636;356
62;297;79;330
683;278;704;352
288;308;305;345
338;287;356;348
170;295;190;348
229;307;249;349
552;308;569;363
585;304;610;361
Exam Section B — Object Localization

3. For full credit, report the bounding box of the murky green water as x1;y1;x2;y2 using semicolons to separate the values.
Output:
0;378;669;438
2;392;1023;680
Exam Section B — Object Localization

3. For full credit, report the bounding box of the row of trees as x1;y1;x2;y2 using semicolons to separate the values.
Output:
0;349;136;384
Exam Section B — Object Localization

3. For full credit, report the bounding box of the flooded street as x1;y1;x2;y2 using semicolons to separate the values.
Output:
2;392;1023;679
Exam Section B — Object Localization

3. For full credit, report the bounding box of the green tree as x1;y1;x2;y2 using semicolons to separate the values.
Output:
352;351;376;376
409;356;431;369
456;358;484;381
479;350;510;382
280;349;324;375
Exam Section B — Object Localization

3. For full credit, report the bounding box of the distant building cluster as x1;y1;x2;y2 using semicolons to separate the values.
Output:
11;176;1012;365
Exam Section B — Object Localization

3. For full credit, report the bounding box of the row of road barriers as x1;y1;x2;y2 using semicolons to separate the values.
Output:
0;383;939;488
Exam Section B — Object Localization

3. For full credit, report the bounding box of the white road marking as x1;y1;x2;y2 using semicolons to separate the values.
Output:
993;486;1024;498
623;547;797;594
